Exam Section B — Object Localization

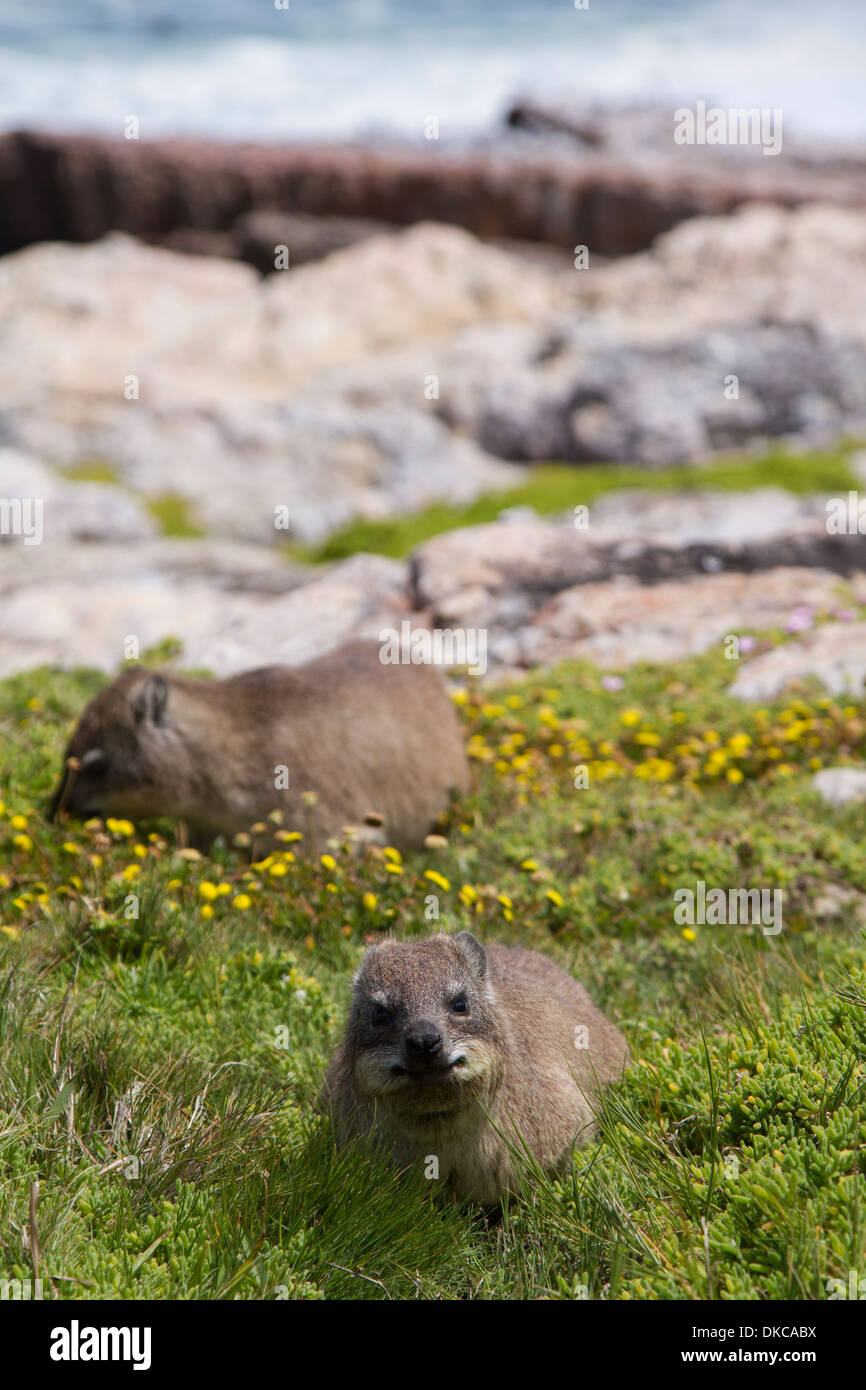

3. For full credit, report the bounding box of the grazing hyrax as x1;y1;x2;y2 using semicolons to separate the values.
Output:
321;932;630;1204
49;642;468;850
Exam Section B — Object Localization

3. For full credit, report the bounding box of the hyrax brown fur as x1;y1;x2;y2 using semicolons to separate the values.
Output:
50;642;468;851
322;931;630;1204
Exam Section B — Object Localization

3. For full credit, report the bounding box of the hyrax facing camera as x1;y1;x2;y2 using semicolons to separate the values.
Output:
322;931;630;1204
50;642;468;851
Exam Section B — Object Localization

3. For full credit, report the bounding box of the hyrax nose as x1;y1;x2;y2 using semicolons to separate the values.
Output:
405;1027;442;1057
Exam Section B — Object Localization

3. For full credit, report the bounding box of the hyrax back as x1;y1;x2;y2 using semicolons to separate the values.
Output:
322;932;630;1204
50;641;468;851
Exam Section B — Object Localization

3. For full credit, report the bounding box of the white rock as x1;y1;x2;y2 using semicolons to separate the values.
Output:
729;622;866;701
812;768;866;808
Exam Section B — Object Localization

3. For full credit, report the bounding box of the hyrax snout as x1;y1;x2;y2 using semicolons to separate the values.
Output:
49;641;469;851
321;931;630;1204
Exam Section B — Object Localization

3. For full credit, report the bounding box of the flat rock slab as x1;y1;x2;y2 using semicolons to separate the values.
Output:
502;568;857;673
0;548;408;679
412;499;866;628
728;621;866;701
0;448;156;543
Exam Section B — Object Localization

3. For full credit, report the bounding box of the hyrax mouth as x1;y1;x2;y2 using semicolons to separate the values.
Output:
391;1056;468;1085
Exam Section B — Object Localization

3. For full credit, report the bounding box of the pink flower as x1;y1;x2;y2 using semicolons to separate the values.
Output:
786;607;813;634
739;636;757;653
601;674;624;691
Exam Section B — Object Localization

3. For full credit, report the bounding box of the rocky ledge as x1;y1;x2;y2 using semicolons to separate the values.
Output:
1;205;865;548
3;487;865;700
1;116;864;265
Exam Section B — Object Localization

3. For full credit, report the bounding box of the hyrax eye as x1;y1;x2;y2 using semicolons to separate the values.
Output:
81;750;110;779
372;1004;392;1026
450;994;469;1015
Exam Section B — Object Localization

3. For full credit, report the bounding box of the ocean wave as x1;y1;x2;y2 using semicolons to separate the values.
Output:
0;1;862;141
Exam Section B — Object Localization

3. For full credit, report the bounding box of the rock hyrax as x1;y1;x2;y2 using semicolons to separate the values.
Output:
49;641;469;850
322;931;630;1204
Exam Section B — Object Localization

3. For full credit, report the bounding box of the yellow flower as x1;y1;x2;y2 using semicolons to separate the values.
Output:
62;841;79;854
726;768;744;784
1;926;20;940
520;858;538;872
275;830;303;842
233;894;253;911
619;709;642;728
106;817;134;837
12;834;32;852
459;884;478;904
216;883;232;897
320;854;337;871
362;892;378;911
268;862;288;877
727;733;752;755
384;863;403;875
681;927;697;943
383;846;402;865
201;904;215;920
451;688;469;706
121;864;140;880
497;894;513;909
133;844;147;859
10;814;28;831
545;889;564;908
424;870;451;892
635;731;661;746
198;882;218;901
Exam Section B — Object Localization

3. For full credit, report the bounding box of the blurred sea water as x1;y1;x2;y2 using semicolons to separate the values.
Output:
0;0;863;142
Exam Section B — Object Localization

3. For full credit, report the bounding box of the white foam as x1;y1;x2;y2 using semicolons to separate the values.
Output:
0;3;862;142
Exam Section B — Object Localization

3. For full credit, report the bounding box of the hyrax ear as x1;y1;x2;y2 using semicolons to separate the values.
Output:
456;931;487;979
132;673;168;727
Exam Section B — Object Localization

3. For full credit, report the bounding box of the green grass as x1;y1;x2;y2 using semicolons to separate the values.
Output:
2;634;866;1299
145;493;206;538
61;459;122;486
290;444;861;563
